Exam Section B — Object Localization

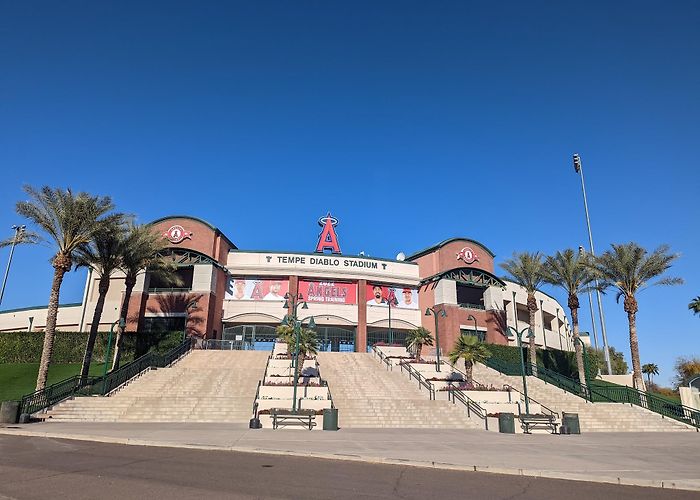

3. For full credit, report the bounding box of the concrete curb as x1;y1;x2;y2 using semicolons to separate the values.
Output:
0;427;697;492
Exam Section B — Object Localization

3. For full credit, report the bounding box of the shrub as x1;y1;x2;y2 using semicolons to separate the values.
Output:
0;330;182;364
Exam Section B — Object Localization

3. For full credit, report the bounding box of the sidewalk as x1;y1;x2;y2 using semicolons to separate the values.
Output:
1;422;699;491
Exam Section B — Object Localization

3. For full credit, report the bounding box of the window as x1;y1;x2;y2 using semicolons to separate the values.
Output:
456;284;485;310
143;316;185;332
460;328;485;342
148;266;194;291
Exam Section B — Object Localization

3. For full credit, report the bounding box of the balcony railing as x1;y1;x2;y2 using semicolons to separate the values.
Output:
458;303;485;310
147;287;192;293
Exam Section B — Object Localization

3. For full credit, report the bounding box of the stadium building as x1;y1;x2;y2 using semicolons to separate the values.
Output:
0;214;582;353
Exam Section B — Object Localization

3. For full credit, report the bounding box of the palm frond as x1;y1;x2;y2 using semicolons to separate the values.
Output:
500;251;545;293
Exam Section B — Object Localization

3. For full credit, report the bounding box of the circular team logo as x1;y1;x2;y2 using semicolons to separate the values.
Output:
456;246;477;264
164;225;192;244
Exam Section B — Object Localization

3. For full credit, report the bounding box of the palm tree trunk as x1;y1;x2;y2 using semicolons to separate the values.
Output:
112;277;135;370
465;360;473;385
416;344;422;360
628;310;646;391
570;306;587;388
36;254;71;391
527;294;538;375
80;275;110;383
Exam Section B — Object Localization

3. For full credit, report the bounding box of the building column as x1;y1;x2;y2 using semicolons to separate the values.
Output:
356;279;367;352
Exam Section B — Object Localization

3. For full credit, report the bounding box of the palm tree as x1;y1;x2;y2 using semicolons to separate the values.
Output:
689;296;700;316
541;249;596;386
500;252;545;373
406;327;434;360
74;220;129;382
0;186;119;390
112;223;179;369
642;363;659;385
448;334;491;385
587;243;682;391
276;323;319;380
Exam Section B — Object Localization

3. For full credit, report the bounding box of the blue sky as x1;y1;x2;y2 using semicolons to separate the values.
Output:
1;1;698;385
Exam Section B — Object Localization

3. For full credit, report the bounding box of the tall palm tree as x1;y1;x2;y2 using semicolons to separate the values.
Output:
500;252;545;373
0;186;119;390
74;220;129;382
689;296;700;316
406;327;434;360
587;243;682;391
448;334;491;385
112;223;179;369
642;363;659;385
541;249;596;386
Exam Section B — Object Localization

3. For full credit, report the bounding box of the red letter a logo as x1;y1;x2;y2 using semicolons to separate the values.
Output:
315;213;341;254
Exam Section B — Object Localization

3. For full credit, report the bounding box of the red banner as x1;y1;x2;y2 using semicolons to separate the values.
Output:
299;280;357;305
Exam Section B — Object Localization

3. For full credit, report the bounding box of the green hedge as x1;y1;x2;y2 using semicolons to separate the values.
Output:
0;331;182;364
485;343;598;382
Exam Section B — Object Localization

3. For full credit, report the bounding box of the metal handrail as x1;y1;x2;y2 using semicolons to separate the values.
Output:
398;361;436;400
485;357;699;429
371;345;394;371
448;388;489;430
502;384;559;419
19;340;192;416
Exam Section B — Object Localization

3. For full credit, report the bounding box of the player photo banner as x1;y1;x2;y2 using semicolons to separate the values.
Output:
365;284;419;310
299;280;357;305
226;278;289;301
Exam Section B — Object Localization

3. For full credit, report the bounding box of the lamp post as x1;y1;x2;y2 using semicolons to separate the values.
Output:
573;154;612;375
0;224;26;307
103;317;126;377
506;326;534;414
466;314;479;341
425;306;447;372
283;292;315;412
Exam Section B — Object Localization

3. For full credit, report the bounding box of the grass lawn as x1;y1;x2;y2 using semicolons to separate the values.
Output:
0;362;110;402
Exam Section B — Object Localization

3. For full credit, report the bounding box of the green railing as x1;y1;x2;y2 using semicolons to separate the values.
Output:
20;340;192;416
484;357;700;429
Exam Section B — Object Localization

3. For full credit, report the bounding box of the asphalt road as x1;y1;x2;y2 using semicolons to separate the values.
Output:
0;435;695;500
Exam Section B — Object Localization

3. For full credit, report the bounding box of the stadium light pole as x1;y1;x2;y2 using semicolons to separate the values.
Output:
0;225;26;307
425;306;447;372
573;154;612;375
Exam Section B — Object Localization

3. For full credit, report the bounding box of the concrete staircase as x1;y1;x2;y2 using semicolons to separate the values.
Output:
472;363;693;432
318;352;483;429
45;350;269;423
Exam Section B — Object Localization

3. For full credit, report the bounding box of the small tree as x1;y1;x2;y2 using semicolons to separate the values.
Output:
448;334;491;385
276;323;319;380
642;363;659;385
589;346;629;375
674;357;700;389
406;327;434;360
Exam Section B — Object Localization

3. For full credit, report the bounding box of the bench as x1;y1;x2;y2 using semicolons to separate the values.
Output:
270;408;316;430
519;413;558;434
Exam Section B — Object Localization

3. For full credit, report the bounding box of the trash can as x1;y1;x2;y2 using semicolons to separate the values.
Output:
498;412;515;434
323;408;338;431
0;401;20;424
561;412;580;434
249;417;262;429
